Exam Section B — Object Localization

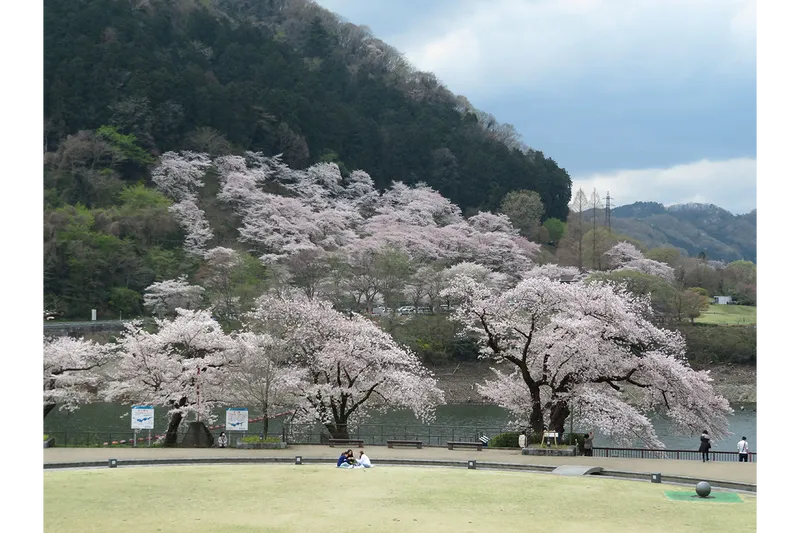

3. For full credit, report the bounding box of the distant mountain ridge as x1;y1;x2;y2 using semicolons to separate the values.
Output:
607;202;756;263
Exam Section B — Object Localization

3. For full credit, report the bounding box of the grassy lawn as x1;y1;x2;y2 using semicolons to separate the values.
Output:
695;305;756;325
44;465;755;533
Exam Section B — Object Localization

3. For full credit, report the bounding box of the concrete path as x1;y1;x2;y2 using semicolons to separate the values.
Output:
43;445;756;485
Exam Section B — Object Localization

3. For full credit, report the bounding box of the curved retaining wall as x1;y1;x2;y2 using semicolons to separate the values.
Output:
42;456;756;494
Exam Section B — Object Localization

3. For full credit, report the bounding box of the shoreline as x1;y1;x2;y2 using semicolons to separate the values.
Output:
429;362;756;404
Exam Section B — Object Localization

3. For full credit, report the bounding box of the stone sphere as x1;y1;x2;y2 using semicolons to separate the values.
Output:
696;481;712;498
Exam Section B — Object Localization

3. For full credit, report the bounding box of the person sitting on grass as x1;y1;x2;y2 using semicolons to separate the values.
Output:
357;450;372;468
346;449;359;466
337;451;351;468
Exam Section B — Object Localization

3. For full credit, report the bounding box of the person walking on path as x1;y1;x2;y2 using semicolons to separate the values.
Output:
737;436;749;462
699;430;711;462
584;432;594;457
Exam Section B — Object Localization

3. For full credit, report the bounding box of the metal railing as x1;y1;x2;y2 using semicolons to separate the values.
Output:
283;423;521;447
593;447;757;463
43;424;757;463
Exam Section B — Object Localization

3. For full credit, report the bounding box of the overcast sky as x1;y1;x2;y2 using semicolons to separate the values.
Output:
315;0;756;214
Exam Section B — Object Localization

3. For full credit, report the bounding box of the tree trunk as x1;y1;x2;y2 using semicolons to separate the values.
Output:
528;405;545;434
548;401;570;437
164;411;183;447
263;416;269;437
44;403;56;420
325;422;349;440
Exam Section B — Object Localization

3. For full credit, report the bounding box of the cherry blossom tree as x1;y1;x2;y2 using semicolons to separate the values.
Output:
169;199;214;256
606;242;675;282
104;309;234;446
43;336;111;419
152;151;214;256
212;152;540;276
224;331;305;436
151;151;211;201
143;276;205;318
524;264;582;281
246;294;445;439
216;154;360;262
443;276;731;447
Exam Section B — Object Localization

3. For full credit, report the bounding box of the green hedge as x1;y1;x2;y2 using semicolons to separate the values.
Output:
488;431;587;449
678;324;756;365
240;435;281;444
488;432;522;448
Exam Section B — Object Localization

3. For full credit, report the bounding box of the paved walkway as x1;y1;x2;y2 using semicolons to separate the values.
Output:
43;445;756;485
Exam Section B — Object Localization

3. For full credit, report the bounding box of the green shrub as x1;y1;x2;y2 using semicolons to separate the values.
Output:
488;431;547;448
678;324;756;365
563;432;586;451
488;432;520;448
240;435;281;444
44;434;50;441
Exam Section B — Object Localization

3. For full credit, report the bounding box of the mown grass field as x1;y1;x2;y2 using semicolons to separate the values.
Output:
695;305;757;325
43;465;755;533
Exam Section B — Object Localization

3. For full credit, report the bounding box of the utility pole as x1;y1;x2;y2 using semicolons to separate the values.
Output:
604;191;613;230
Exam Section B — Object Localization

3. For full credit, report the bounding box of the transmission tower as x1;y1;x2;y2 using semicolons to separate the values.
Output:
604;192;613;230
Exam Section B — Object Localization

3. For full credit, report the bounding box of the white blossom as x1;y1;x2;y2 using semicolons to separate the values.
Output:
443;276;731;447
143;276;205;317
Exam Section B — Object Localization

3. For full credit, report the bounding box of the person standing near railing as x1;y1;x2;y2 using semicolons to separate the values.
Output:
699;430;711;462
737;436;749;462
584;432;594;457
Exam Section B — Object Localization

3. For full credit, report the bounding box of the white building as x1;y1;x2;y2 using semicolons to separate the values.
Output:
713;295;732;305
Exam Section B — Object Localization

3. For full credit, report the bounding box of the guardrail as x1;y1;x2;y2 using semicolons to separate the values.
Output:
283;423;518;447
43;424;757;463
593;447;756;463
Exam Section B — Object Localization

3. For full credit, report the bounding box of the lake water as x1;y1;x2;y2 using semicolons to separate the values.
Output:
44;402;756;452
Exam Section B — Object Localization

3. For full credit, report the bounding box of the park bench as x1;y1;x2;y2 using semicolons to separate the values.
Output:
387;439;423;449
447;441;483;451
328;438;365;448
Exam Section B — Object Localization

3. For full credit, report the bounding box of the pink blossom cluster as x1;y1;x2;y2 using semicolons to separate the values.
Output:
443;275;731;447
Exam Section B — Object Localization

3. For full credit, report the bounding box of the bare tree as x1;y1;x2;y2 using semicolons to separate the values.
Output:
563;188;589;271
590;189;603;269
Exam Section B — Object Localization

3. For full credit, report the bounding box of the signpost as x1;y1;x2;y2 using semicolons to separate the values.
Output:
541;431;559;447
226;408;249;447
131;405;155;447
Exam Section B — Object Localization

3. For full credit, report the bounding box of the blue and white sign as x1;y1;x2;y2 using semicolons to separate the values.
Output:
226;408;249;431
131;406;155;430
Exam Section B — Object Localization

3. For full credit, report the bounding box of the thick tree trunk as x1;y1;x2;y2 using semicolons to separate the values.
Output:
44;403;56;420
325;422;349;440
528;388;545;434
548;401;570;437
263;416;269;437
164;411;183;447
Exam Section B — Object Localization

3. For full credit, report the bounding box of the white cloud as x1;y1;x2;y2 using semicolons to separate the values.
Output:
394;0;756;95
571;158;756;214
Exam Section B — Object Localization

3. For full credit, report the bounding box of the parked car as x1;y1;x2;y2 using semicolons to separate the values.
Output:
397;306;416;315
416;306;433;315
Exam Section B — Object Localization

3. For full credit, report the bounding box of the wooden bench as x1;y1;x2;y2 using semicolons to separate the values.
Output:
447;441;483;451
387;439;423;449
328;438;365;448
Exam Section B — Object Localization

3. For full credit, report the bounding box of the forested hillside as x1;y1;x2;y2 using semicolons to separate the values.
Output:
609;202;756;263
44;0;571;216
43;0;580;319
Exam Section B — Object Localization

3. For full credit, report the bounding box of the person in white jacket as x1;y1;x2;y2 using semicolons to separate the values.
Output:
357;450;372;468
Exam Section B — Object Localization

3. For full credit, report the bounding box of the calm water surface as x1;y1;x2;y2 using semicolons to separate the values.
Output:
44;402;756;452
